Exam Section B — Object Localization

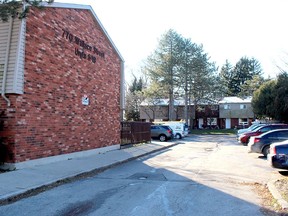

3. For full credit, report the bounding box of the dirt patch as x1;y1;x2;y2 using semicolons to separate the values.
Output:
253;182;288;216
274;178;288;203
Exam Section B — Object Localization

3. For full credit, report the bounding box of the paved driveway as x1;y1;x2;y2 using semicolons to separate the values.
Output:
0;134;282;216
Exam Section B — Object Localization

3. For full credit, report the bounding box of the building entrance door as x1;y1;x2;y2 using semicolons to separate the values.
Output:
225;118;231;129
198;118;203;129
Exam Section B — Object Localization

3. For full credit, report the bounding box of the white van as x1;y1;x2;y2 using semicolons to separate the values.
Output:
154;122;187;139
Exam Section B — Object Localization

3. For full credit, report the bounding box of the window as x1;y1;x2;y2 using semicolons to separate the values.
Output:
224;104;230;110
240;104;247;109
210;105;218;110
260;127;270;133
207;118;217;125
197;105;205;112
265;131;279;139
239;118;248;126
278;131;288;139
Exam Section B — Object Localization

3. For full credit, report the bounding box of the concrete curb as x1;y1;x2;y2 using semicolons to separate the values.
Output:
0;142;178;204
268;180;288;210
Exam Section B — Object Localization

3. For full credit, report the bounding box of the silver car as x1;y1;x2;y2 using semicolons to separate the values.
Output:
151;125;174;142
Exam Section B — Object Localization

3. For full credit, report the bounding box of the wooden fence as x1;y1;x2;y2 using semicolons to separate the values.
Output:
121;122;151;146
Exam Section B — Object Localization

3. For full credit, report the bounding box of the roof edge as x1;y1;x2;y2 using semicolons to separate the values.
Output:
43;2;124;62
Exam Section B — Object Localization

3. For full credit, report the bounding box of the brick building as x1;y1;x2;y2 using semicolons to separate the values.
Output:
140;97;254;129
0;3;124;169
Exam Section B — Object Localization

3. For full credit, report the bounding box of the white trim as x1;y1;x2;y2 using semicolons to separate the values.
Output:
219;96;252;104
13;18;26;94
44;2;124;62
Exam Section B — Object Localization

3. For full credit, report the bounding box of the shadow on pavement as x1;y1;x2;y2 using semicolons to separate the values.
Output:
0;144;283;216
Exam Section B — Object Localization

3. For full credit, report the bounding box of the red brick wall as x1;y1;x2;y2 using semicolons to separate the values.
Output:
0;7;122;163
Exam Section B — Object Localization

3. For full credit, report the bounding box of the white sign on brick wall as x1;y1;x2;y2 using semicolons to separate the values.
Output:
82;95;89;105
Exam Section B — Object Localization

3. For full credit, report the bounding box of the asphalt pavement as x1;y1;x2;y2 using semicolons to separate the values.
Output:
0;141;177;203
0;138;287;211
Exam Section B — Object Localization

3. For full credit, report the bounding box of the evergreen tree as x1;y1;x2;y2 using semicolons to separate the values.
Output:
0;0;54;22
188;44;217;101
144;29;184;120
125;76;144;121
239;75;265;97
252;72;288;122
144;29;217;121
273;72;288;122
252;80;276;119
219;60;234;96
142;81;168;121
229;57;262;96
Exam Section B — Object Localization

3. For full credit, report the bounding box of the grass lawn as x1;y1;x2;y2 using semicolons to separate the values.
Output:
190;129;237;135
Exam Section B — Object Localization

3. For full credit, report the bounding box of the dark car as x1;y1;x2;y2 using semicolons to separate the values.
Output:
248;129;288;157
268;140;288;170
239;124;288;145
236;123;266;140
151;125;173;142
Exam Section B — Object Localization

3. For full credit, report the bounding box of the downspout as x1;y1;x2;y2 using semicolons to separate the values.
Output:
120;60;125;121
2;17;13;107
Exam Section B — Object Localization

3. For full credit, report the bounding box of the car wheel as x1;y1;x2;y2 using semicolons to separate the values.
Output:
242;142;247;146
159;134;167;142
175;133;182;139
243;137;250;146
262;146;270;157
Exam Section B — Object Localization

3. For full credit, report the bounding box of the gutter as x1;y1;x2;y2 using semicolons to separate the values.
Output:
1;17;13;107
120;60;125;121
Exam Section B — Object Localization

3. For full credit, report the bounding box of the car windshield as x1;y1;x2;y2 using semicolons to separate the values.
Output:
261;129;288;138
262;131;278;138
249;124;262;130
251;125;266;131
161;125;172;130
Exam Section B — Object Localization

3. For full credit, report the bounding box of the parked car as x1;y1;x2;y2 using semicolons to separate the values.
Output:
248;129;288;157
239;124;288;145
154;121;187;139
150;125;173;142
236;123;266;140
268;140;288;170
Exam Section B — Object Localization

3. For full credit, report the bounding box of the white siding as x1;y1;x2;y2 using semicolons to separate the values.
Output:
0;64;4;83
0;22;10;63
0;18;25;94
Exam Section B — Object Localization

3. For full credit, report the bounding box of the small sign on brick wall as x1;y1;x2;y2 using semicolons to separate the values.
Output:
82;95;89;105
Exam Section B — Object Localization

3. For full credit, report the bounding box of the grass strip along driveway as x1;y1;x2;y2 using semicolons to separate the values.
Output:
190;129;236;135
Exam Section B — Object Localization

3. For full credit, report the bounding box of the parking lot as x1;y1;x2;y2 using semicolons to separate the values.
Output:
158;134;282;184
0;133;287;215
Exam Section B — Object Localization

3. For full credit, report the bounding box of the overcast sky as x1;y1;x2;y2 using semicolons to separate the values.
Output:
57;0;288;83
